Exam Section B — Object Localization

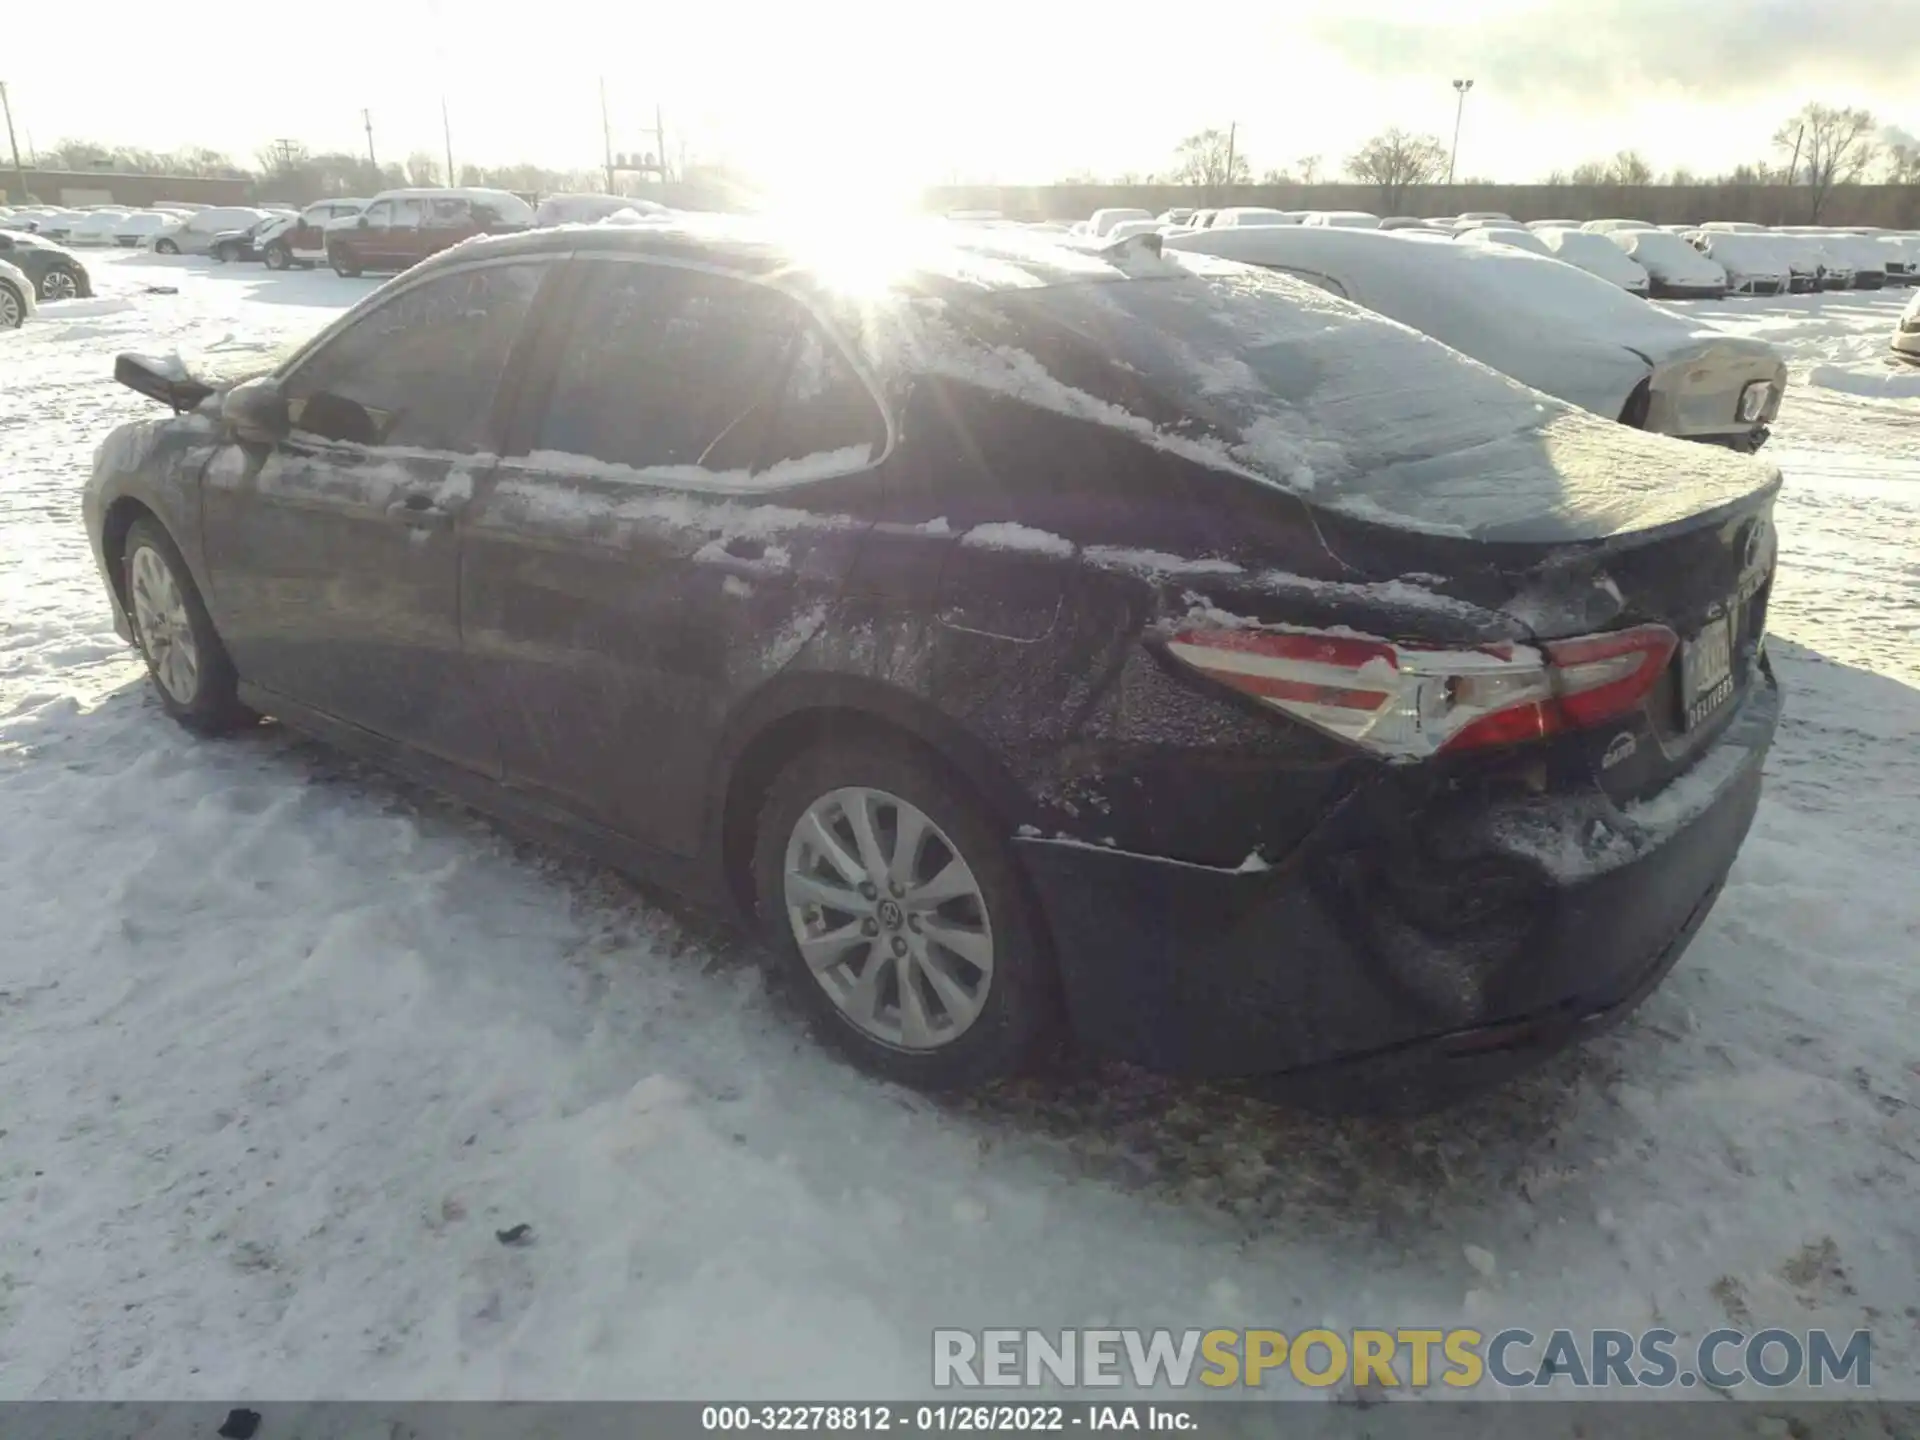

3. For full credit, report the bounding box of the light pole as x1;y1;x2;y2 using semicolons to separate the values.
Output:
1449;78;1475;186
1;81;30;205
441;96;455;187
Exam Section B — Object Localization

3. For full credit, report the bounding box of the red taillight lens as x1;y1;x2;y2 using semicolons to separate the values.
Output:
1162;621;1677;759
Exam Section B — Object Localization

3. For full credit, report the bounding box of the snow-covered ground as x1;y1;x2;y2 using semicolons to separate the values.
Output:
1;252;1916;1402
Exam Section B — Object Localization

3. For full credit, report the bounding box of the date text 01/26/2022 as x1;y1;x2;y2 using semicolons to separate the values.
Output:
700;1405;1195;1432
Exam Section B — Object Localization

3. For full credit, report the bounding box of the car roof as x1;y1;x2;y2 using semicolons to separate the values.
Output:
414;213;1190;296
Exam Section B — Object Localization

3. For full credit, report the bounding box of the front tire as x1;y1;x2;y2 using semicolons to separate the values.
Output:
263;242;292;271
752;737;1059;1090
329;247;362;278
123;518;251;734
38;265;82;302
0;280;22;329
153;238;179;255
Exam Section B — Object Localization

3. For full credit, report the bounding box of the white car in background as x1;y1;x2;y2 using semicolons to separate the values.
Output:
1456;225;1555;257
1774;228;1886;289
1605;229;1730;298
1839;229;1920;285
1207;207;1300;228
1086;207;1153;237
146;207;271;256
1454;210;1513;226
66;210;134;246
1302;211;1380;228
39;209;120;243
1532;227;1653;295
1526;218;1584;231
1582;218;1658;235
1683;231;1791;295
112;211;175;248
1102;219;1165;242
0;257;35;328
1891;286;1920;360
1163;224;1784;449
534;194;668;226
1697;224;1819;292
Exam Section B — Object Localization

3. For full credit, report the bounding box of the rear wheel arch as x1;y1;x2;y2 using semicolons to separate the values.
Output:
714;680;1034;922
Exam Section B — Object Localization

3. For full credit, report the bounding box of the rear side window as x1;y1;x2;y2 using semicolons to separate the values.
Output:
759;327;886;470
283;261;546;452
534;261;804;476
393;198;426;228
427;197;469;226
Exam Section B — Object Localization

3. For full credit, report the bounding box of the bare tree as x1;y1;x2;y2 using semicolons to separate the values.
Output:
1609;150;1654;185
1296;154;1323;185
1884;143;1920;185
1346;128;1448;210
1171;129;1251;190
1775;103;1878;220
405;151;443;186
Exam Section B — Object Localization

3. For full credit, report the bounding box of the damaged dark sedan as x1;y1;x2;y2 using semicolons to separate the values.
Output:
81;221;1781;1111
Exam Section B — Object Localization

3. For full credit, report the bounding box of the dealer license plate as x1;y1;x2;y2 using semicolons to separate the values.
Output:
1680;611;1735;730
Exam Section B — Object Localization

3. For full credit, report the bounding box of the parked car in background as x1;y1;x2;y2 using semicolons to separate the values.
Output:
1604;230;1730;298
1155;207;1197;226
0;229;91;301
1456;225;1555;258
326;188;535;276
0;257;34;328
83;220;1782;1111
1841;229;1920;285
534;193;667;227
1583;219;1658;235
1164;224;1782;449
148;207;271;256
113;211;175;248
1087;207;1153;237
1760;232;1850;291
66;209;133;246
1526;218;1585;231
258;200;369;270
1891;285;1920;361
1777;228;1885;289
1532;227;1653;295
1207;207;1300;228
1102;219;1164;242
1454;210;1513;225
1379;217;1448;232
210;216;281;264
34;210;96;242
1303;211;1381;228
1683;232;1790;295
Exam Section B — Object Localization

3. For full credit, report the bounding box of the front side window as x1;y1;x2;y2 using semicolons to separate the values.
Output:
534;262;804;476
392;199;426;229
362;200;393;228
282;261;546;452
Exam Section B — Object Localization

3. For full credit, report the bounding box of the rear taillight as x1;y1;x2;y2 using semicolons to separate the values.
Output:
1162;623;1677;759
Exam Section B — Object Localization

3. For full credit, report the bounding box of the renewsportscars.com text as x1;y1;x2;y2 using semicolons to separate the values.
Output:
932;1327;1873;1392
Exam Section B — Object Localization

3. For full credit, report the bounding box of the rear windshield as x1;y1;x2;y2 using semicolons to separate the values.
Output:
944;265;1557;515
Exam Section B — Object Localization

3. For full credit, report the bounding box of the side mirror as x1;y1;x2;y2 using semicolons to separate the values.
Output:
115;352;214;413
222;376;290;441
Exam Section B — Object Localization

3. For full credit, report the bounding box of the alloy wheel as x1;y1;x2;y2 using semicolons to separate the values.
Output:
783;786;994;1051
129;546;200;704
40;268;80;302
0;284;18;328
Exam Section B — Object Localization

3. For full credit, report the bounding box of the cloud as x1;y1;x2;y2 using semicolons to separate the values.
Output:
1309;0;1920;105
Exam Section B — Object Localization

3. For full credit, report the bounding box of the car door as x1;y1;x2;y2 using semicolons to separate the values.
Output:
201;255;557;770
379;197;427;268
349;199;394;264
419;196;472;260
460;257;891;854
290;204;332;261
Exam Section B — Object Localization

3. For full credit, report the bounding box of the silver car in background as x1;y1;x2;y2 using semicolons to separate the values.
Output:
146;207;271;256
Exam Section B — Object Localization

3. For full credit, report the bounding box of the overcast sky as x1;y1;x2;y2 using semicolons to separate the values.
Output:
7;0;1918;193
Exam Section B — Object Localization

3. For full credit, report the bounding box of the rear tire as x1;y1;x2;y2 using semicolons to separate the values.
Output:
752;736;1059;1091
329;247;362;278
122;518;252;735
263;242;292;271
153;238;179;255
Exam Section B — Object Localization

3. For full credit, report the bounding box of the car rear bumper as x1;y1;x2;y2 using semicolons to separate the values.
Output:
1015;669;1778;1112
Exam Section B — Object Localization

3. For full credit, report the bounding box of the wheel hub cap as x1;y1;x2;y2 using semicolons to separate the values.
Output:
783;786;994;1052
129;546;200;704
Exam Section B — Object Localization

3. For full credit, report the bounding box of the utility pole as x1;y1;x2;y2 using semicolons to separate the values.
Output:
0;81;28;204
441;97;455;186
1223;120;1237;205
1787;123;1806;186
655;105;668;184
601;79;616;194
362;108;378;175
1448;78;1475;186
